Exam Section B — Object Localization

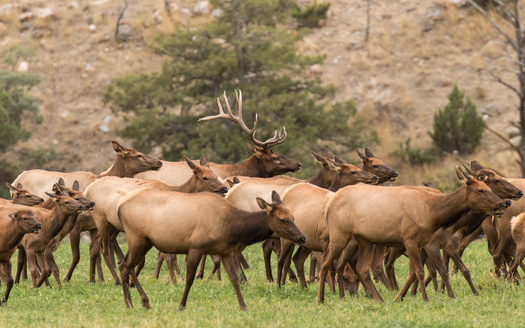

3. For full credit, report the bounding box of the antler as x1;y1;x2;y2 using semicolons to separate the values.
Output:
198;90;287;149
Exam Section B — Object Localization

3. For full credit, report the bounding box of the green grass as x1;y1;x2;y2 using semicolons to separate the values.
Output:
0;239;523;327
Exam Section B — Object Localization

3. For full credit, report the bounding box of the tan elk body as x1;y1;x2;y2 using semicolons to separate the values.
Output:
317;168;506;304
117;190;305;310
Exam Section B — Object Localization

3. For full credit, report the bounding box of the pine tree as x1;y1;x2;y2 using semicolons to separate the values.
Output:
429;85;485;154
103;0;377;178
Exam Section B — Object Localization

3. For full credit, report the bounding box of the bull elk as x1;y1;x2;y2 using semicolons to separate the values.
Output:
117;190;305;310
317;167;506;304
134;90;301;185
0;209;41;304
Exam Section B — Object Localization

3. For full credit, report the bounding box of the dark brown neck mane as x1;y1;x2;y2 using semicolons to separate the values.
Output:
227;210;273;246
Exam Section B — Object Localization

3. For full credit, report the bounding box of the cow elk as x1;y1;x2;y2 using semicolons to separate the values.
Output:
117;190;305;310
0;209;41;304
317;167;506;304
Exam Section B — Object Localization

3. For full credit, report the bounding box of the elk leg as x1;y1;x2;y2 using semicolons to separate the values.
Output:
426;247;455;298
262;239;275;282
46;251;62;289
336;241;359;300
221;253;247;311
88;234;102;283
208;255;221;281
233;253;247;282
292;246;312;289
307;252;318;283
354;241;384;303
238;252;250;270
154;251;165;280
370;245;391;289
317;236;348;304
25;249;40;289
276;240;295;288
196;255;207;280
165;254;179;285
407;243;428;302
35;253;51;288
0;262;13;304
384;247;405;290
509;247;525;283
179;249;203;310
64;223;82;282
119;235;153;309
395;259;418;301
98;223;121;285
445;248;478;294
15;247;26;284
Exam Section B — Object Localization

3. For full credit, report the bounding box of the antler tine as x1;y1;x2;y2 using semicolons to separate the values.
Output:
199;90;288;149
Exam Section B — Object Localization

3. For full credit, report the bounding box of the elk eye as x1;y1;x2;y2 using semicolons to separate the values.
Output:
272;156;279;161
478;189;484;194
351;171;357;175
373;165;379;169
75;198;80;201
26;195;31;198
202;177;208;181
138;155;144;159
65;201;70;204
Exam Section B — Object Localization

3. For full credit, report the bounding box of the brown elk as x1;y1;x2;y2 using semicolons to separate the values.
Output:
0;209;41;304
385;165;522;298
135;90;301;186
317;167;506;304
12;141;163;199
0;183;44;206
356;148;398;183
86;155;227;285
14;180;95;286
1;188;86;289
17;141;162;284
117;190;305;310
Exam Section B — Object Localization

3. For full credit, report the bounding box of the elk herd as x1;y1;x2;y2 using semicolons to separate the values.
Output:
0;89;524;311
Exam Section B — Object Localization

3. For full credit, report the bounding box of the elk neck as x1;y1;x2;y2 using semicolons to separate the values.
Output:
99;155;134;178
222;156;270;178
227;210;274;246
428;187;471;231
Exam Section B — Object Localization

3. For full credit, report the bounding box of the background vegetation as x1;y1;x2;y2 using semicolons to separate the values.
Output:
0;240;523;327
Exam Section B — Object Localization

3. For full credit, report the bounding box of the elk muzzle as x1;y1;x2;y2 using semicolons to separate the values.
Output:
32;224;42;234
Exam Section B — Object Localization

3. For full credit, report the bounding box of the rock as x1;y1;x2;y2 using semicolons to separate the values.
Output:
181;8;192;17
309;64;323;75
211;8;223;18
17;61;29;72
510;136;521;148
507;126;521;139
193;1;211;15
116;23;133;41
34;8;54;19
89;24;96;32
19;11;33;22
68;2;80;10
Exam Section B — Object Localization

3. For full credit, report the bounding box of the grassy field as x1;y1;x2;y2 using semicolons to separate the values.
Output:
0;239;523;328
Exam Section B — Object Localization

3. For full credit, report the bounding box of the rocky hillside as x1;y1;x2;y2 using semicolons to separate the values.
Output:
0;0;520;184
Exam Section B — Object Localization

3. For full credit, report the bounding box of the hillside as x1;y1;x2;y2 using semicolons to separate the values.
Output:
0;0;520;185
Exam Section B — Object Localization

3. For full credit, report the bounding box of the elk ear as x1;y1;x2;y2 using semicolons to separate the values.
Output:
462;164;475;176
247;143;264;158
471;160;484;172
226;179;236;189
6;182;17;192
356;148;366;161
311;151;326;165
52;183;63;195
9;213;15;220
271;190;282;204
112;141;129;156
58;178;65;186
16;183;23;189
422;181;434;188
45;192;57;199
455;166;467;184
232;177;241;184
256;197;273;212
333;155;345;166
72;180;80;191
199;154;210;166
365;148;376;158
184;156;197;171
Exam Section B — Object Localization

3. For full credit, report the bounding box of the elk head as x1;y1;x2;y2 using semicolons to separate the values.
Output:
110;141;163;176
55;179;96;210
326;159;379;187
356;148;398;183
6;182;44;206
9;209;41;234
456;167;506;217
46;185;87;214
184;155;228;195
467;161;523;202
257;191;306;244
199;90;301;176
